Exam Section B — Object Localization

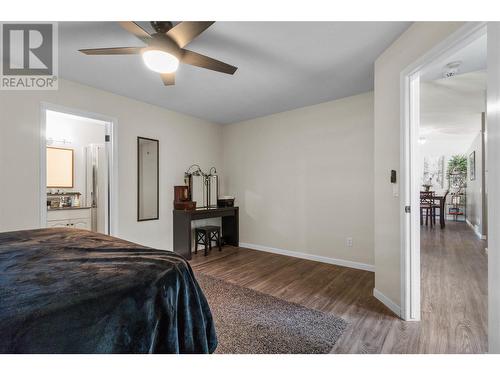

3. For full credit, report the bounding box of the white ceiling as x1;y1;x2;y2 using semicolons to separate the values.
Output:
420;31;486;148
420;70;486;145
421;34;486;81
58;22;411;124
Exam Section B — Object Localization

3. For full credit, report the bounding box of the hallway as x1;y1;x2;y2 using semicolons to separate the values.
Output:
418;221;487;352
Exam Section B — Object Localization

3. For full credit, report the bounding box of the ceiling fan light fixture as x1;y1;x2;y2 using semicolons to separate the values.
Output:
142;49;179;73
80;22;237;87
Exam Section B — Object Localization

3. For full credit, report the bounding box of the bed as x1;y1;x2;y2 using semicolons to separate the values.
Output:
0;228;217;354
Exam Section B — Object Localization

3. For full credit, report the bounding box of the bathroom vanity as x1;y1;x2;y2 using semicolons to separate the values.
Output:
47;207;92;230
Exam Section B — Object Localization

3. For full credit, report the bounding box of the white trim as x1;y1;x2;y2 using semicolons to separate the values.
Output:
399;22;487;322
487;22;500;354
466;218;487;240
399;71;421;321
373;288;402;317
239;242;375;272
39;106;48;227
39;102;119;236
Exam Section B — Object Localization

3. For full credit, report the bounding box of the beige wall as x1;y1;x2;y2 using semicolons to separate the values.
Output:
222;92;375;268
1;78;375;268
374;22;465;305
0;79;223;250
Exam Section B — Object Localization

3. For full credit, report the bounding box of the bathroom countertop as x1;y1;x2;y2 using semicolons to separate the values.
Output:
47;206;92;211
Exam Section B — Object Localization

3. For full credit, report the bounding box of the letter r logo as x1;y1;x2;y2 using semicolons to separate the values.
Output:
2;24;53;75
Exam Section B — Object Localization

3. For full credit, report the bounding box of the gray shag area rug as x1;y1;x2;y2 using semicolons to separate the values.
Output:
196;273;348;354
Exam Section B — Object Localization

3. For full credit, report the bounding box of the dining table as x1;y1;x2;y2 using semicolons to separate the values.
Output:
420;191;447;229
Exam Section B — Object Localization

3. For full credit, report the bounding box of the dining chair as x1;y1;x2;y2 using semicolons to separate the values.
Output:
432;190;449;228
420;191;435;227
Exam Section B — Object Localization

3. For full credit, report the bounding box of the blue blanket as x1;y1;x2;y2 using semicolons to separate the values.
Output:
0;228;217;353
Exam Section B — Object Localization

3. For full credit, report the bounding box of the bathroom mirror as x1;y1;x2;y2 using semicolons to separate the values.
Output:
47;147;74;188
137;137;159;221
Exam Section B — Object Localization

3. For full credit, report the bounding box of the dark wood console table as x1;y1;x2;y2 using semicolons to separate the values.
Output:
173;207;239;260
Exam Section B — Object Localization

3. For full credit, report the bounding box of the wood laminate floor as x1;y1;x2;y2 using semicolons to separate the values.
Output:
190;221;487;353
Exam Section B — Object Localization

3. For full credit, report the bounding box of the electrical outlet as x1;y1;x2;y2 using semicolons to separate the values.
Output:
346;237;353;248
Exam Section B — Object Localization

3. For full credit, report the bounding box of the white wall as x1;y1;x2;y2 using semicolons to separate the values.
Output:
222;92;374;268
374;22;465;306
0;79;223;250
419;136;473;192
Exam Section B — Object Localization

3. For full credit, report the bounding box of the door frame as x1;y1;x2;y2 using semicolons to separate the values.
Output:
39;102;119;236
487;21;500;354
399;22;487;321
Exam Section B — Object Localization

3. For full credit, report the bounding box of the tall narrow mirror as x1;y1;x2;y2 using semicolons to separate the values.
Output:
137;137;159;221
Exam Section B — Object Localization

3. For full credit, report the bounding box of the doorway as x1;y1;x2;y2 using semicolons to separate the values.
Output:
417;34;488;352
400;23;489;323
399;22;496;353
40;104;117;235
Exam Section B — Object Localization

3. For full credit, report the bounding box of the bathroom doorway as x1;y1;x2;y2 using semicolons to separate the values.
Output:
40;104;117;235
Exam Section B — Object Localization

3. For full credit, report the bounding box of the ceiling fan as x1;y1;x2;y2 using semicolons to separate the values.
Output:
79;21;238;86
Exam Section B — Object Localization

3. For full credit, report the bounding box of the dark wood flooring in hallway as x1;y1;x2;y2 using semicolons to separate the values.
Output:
190;221;487;353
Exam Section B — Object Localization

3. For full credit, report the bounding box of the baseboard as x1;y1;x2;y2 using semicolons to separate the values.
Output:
238;242;374;272
466;219;486;240
373;288;402;317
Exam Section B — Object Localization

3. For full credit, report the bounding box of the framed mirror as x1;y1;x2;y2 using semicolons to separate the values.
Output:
137;137;159;221
47;147;74;188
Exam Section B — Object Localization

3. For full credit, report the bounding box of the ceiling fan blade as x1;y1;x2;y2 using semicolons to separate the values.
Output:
161;73;175;86
167;21;215;48
79;47;143;55
119;22;151;42
181;49;237;75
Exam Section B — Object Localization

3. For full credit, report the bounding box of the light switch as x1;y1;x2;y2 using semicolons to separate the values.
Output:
392;183;399;198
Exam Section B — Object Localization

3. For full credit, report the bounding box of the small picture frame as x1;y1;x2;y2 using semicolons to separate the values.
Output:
469;151;476;181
